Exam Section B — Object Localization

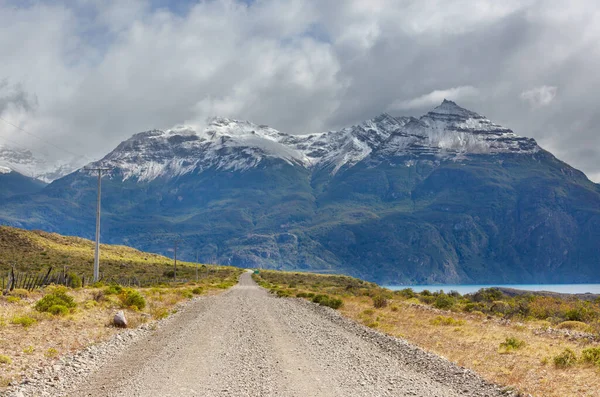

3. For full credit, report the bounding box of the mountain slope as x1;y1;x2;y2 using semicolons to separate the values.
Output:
1;100;599;284
0;166;46;199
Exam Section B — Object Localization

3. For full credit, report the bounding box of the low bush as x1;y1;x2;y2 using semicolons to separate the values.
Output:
179;289;194;299
48;305;69;315
150;307;170;320
119;289;146;310
553;348;578;368
6;296;21;304
556;321;590;332
0;355;11;365
373;295;388;309
44;348;58;358
499;337;526;352
433;294;455;310
66;272;82;288
430;315;465;326
9;288;29;298
35;289;76;315
84;300;98;309
11;315;36;328
276;289;291;298
581;347;600;367
191;287;204;295
312;294;343;309
395;288;416;299
104;284;123;295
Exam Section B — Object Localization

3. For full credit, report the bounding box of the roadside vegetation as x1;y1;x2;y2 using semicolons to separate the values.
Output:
0;225;243;389
254;269;600;397
0;226;205;280
0;268;241;388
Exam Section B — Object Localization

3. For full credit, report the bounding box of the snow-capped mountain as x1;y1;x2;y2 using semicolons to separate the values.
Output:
0;144;88;183
2;100;600;285
88;100;540;182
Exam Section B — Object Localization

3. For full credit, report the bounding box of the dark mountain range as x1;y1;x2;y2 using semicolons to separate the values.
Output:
0;167;46;199
1;100;599;284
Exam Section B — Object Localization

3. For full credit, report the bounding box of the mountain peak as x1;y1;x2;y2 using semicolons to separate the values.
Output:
428;99;481;119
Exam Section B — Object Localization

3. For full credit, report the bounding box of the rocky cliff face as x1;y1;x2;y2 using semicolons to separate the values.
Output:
1;100;599;284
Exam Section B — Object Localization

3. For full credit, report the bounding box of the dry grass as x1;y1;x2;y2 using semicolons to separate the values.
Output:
340;297;600;397
254;270;600;397
0;225;205;279
0;269;241;389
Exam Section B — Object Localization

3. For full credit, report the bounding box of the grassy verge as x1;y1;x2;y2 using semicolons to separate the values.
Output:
0;266;242;388
254;270;600;397
0;226;205;280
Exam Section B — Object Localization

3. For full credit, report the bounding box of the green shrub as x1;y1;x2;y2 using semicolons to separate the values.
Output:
66;272;82;288
11;315;36;328
191;287;203;295
6;296;21;304
104;284;123;295
44;348;58;358
396;288;416;299
48;305;69;315
312;294;329;304
553;348;578;368
418;295;435;305
35;290;76;314
322;297;343;309
179;289;193;299
581;347;600;367
276;289;291;298
373;295;388;309
119;289;146;310
84;300;98;309
470;288;504;303
312;294;343;309
0;355;11;365
433;294;455;310
499;337;526;352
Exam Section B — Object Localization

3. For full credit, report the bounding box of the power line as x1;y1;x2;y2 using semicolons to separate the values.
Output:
0;116;83;158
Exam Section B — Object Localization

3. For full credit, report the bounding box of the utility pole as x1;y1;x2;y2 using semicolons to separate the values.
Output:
173;240;180;280
87;167;111;283
195;250;199;282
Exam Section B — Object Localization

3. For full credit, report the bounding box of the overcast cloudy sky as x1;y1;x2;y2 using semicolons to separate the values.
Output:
1;0;600;181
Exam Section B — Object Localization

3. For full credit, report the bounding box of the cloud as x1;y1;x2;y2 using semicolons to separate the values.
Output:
0;0;599;183
388;86;479;111
0;80;37;114
520;85;558;108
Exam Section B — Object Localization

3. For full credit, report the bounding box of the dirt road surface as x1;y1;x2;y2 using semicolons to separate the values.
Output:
71;273;503;397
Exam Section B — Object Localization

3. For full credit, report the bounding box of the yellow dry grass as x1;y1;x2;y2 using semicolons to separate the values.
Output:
0;276;239;389
0;225;227;280
341;296;600;397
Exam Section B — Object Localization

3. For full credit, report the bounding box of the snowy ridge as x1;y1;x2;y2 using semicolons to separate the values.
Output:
87;100;540;182
0;144;88;182
0;165;11;174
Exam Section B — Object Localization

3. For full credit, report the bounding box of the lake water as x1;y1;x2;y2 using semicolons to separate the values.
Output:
383;284;600;295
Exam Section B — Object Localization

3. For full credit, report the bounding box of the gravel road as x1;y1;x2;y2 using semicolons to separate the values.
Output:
60;273;504;397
